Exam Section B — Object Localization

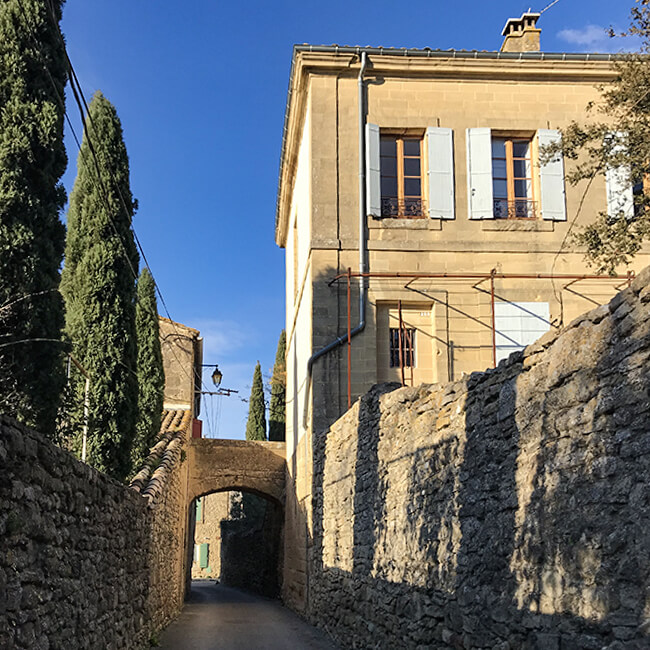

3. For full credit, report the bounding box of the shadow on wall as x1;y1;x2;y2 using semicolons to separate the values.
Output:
308;271;650;648
218;491;283;599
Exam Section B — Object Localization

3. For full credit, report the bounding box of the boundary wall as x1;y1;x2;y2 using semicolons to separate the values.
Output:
0;412;189;650
308;268;650;649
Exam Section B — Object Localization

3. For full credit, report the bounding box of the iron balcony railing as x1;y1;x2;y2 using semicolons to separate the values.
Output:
493;198;538;219
381;197;427;218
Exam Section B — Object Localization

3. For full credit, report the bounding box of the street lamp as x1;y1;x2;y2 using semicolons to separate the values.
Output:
211;364;222;388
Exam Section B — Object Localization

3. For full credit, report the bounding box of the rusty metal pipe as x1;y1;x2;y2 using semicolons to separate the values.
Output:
347;268;352;409
490;270;497;368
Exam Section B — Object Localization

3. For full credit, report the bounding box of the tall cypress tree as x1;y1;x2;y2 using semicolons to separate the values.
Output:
61;91;139;480
0;0;67;437
245;361;266;441
131;268;164;473
268;330;286;442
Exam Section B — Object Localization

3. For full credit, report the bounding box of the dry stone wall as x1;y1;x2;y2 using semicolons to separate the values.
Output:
309;268;650;649
0;415;188;650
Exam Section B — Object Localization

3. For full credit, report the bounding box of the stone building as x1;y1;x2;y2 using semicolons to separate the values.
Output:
274;14;650;610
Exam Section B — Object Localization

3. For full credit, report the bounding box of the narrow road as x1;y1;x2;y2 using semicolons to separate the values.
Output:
157;581;339;650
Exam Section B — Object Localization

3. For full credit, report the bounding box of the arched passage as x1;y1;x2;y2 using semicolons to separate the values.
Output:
187;438;286;505
185;439;286;598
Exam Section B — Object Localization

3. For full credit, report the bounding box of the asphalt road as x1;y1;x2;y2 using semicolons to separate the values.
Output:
157;581;339;650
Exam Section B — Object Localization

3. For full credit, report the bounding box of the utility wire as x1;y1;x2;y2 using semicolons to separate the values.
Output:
16;1;216;427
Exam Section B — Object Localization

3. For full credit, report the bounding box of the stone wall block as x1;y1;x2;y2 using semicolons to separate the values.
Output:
308;270;650;648
0;414;188;649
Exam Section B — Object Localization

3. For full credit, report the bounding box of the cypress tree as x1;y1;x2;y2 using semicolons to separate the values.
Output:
268;330;286;442
245;361;266;441
0;0;68;437
131;268;164;473
60;91;139;480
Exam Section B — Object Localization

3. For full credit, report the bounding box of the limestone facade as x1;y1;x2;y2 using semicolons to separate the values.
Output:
275;31;650;611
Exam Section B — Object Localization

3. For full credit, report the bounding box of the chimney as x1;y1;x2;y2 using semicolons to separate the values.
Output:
501;12;541;53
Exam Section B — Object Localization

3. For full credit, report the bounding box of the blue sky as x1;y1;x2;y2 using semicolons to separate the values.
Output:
59;0;637;439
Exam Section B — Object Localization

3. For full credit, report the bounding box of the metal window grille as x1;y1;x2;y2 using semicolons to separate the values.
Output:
389;328;415;367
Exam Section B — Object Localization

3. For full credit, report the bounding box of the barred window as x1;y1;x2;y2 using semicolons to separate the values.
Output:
389;328;416;367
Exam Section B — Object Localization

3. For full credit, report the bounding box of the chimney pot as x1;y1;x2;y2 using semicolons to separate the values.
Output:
501;12;541;52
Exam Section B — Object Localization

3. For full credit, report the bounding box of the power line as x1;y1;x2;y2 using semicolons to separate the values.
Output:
16;1;217;416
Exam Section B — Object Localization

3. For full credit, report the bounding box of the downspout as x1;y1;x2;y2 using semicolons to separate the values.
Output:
303;51;368;420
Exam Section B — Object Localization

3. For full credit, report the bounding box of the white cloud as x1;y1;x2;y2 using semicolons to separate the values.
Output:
191;318;249;362
557;24;640;53
558;24;609;46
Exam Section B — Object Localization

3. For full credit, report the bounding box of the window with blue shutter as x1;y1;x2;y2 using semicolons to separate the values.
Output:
466;128;494;219
605;132;634;220
537;129;567;221
427;127;455;219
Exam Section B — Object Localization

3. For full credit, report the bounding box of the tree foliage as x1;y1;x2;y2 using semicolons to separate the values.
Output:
60;91;139;481
0;0;68;437
268;330;286;442
556;1;650;274
245;361;266;441
131;268;164;474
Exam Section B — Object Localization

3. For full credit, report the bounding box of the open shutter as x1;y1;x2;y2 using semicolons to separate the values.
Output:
366;123;381;217
606;132;634;220
538;129;567;221
427;127;455;219
466;128;493;219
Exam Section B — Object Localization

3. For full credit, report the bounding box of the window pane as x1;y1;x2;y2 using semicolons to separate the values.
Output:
512;140;530;158
381;176;398;197
514;179;531;198
492;139;506;157
513;159;529;178
404;157;421;176
404;178;421;197
492;159;507;178
381;156;397;176
381;138;396;155
493;179;508;198
403;139;421;156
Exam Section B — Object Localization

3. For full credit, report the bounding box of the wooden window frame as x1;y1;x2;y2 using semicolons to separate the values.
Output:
492;135;538;219
381;134;426;218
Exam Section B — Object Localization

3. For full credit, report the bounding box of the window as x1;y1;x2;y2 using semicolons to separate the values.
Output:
494;302;550;364
380;136;425;218
467;128;566;221
389;327;416;367
491;137;536;219
366;125;455;220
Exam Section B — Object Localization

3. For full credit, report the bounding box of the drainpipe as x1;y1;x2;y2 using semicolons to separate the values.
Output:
302;52;368;427
304;51;368;398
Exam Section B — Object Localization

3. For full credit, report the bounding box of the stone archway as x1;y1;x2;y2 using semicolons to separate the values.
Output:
185;438;286;597
187;438;286;505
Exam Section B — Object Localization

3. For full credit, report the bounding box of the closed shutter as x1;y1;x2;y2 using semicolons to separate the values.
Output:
427;127;455;219
466;128;493;219
199;543;209;569
494;302;550;364
538;129;567;221
606;132;634;220
366;123;381;217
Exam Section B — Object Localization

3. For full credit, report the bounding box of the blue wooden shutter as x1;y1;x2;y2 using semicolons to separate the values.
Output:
466;128;493;219
366;123;381;217
538;129;567;221
606;132;634;220
427;127;455;219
